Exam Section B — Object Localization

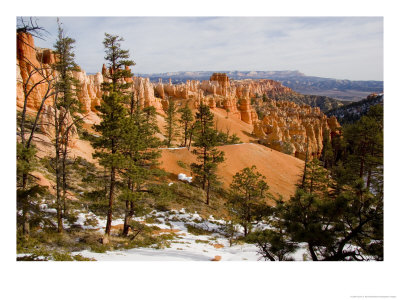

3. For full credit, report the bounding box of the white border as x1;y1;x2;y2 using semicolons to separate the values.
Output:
2;1;398;299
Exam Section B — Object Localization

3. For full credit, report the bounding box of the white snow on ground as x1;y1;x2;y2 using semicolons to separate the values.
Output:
39;203;57;214
178;173;192;183
71;208;308;261
34;202;309;261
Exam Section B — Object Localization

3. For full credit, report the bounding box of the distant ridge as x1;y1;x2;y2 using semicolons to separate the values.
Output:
136;70;383;102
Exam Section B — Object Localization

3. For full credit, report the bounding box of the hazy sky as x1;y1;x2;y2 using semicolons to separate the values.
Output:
31;17;383;81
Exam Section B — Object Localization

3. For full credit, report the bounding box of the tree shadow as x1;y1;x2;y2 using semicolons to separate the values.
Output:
240;130;259;143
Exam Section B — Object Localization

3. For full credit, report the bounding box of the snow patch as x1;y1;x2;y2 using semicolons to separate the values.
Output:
178;173;192;183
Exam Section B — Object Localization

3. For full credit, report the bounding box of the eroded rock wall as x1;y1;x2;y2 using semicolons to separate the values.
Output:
17;32;56;110
252;99;341;159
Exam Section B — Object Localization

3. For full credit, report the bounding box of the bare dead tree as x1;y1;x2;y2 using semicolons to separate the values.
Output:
17;17;48;40
17;29;56;235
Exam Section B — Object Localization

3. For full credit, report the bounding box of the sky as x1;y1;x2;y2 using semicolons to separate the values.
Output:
30;17;383;81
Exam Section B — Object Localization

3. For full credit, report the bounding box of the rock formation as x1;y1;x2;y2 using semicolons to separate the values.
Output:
232;79;293;99
72;70;103;112
252;99;341;159
17;34;340;159
17;32;56;110
132;76;164;111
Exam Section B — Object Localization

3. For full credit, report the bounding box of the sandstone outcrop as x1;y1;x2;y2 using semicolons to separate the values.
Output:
16;33;165;116
232;79;293;99
252;100;341;159
17;32;55;110
72;70;103;112
132;77;164;111
151;73;260;124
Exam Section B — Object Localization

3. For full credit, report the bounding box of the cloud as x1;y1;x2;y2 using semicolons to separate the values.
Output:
31;16;383;80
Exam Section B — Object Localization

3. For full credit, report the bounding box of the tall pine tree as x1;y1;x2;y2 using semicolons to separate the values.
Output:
178;103;193;147
227;165;270;237
51;20;81;232
120;93;161;236
190;102;225;205
163;97;178;148
92;33;134;237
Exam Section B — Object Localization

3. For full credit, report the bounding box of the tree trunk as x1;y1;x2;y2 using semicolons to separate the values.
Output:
308;244;318;261
261;245;276;261
359;157;365;179
105;166;116;236
123;199;131;236
62;132;69;218
122;200;135;236
366;168;372;192
21;172;30;235
183;123;188;147
202;148;207;190
188;127;193;150
55;108;63;234
206;179;210;205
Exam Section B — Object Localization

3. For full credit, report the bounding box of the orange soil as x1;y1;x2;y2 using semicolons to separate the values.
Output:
160;143;304;200
211;107;255;143
31;171;54;193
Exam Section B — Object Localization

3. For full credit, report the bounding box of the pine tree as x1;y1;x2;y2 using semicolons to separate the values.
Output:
164;97;178;148
51;20;81;232
120;93;161;236
262;94;267;102
227;166;270;237
246;225;297;261
190;102;225;205
344;105;383;192
92;33;134;237
279;189;333;261
17;142;46;235
177;103;193;147
302;158;331;195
